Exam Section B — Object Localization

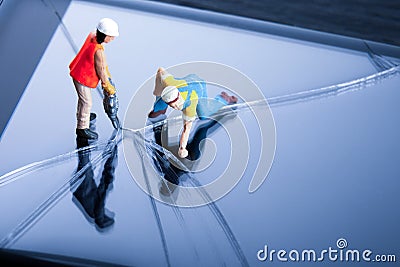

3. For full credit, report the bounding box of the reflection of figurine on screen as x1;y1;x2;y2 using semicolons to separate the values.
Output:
148;112;236;197
72;113;117;230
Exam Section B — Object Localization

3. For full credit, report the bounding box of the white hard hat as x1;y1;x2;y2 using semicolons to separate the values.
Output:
97;18;119;37
161;86;179;103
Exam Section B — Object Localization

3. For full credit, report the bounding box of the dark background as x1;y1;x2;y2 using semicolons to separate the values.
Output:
147;0;400;46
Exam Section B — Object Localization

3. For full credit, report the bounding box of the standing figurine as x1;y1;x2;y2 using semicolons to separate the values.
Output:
69;18;120;140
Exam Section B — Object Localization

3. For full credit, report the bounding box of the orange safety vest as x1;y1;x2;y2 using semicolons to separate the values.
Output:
69;32;104;88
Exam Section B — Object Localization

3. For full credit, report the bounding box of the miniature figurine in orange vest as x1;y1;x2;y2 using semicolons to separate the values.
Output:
69;18;120;139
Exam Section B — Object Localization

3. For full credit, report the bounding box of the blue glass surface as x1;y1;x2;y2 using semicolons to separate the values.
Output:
0;0;399;266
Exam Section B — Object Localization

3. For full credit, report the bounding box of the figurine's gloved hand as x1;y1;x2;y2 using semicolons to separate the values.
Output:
103;92;120;129
102;78;116;96
178;147;188;158
108;77;115;87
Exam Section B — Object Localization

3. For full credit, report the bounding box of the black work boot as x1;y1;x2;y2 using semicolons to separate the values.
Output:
76;128;98;140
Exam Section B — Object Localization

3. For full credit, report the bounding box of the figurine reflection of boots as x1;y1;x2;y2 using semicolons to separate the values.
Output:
94;143;118;229
73;175;97;219
74;123;97;220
